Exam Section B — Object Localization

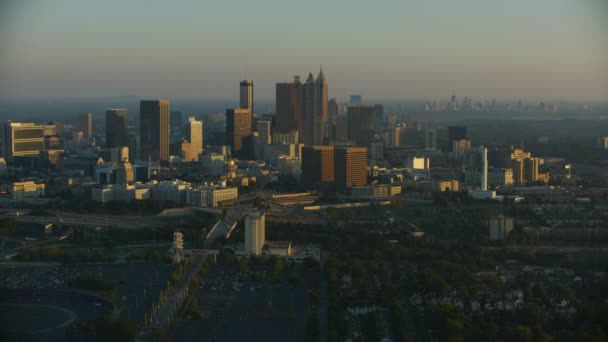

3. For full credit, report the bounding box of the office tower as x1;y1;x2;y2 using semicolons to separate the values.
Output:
106;109;128;148
117;160;134;185
184;117;203;161
334;147;368;190
2;122;45;161
110;146;129;163
511;148;531;185
245;212;265;255
302;69;328;146
240;80;254;115
425;129;437;150
170;111;183;143
452;139;472;162
350;95;362;105
301;146;334;186
79;113;93;139
127;134;139;162
347;105;376;146
256;119;272;145
275;79;303;136
334;115;348;143
391;125;403;147
481;146;488;191
140;99;170;162
328;98;339;119
272;131;299;145
275;69;328;146
447;126;467;151
373;104;384;132
524;157;540;183
226;108;252;158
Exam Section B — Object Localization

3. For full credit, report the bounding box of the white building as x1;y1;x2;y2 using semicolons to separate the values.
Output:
187;185;238;207
245;212;265;255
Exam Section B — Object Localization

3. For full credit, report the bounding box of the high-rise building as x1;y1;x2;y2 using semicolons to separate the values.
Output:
240;80;254;115
524;157;540;183
334;115;348;142
275;79;303;136
347;105;376;146
110;146;129;163
447;126;467;151
328;98;339;119
275;69;328;146
245;212;265;255
373;104;384;132
184;117;203;161
226;108;252;158
350;95;362;105
256;119;272;145
272;131;299;145
117;160;134;185
170;111;183;143
79;113;93;139
140;99;170;162
511;148;531;185
2;122;46;161
301;146;334;186
302;69;328;146
334;147;368;190
452;139;472;162
391;125;404;147
106;109;128;148
425;129;437;150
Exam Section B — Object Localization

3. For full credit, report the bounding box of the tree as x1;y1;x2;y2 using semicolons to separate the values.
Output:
515;325;534;342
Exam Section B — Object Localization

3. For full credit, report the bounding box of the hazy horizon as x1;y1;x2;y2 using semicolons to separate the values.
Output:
1;0;607;102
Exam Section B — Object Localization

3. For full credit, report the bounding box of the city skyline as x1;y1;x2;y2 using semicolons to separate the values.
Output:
0;1;607;102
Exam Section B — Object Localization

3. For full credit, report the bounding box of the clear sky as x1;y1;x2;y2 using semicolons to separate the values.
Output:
0;0;607;102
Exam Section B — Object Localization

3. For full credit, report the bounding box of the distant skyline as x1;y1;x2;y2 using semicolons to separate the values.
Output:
0;0;607;102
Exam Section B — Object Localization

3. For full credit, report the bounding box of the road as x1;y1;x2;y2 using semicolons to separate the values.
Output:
154;254;206;327
204;204;252;248
15;212;163;230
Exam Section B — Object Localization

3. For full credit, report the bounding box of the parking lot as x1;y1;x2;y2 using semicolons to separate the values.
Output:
173;264;315;341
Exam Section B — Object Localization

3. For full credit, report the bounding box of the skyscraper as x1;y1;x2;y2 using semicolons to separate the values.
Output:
425;129;437;150
240;80;254;115
226;108;252;158
276;78;303;140
302;69;328;146
184;117;203;161
106;109;128;148
275;69;328;146
328;98;339;119
447;126;467;151
78;113;93;139
334;147;368;190
2;122;45;161
350;95;362;105
373;104;384;133
347;105;376;146
256;119;272;145
301;146;334;186
170;110;183;143
140;99;170;162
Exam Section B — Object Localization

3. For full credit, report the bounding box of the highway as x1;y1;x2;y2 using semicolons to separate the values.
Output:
15;212;163;230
